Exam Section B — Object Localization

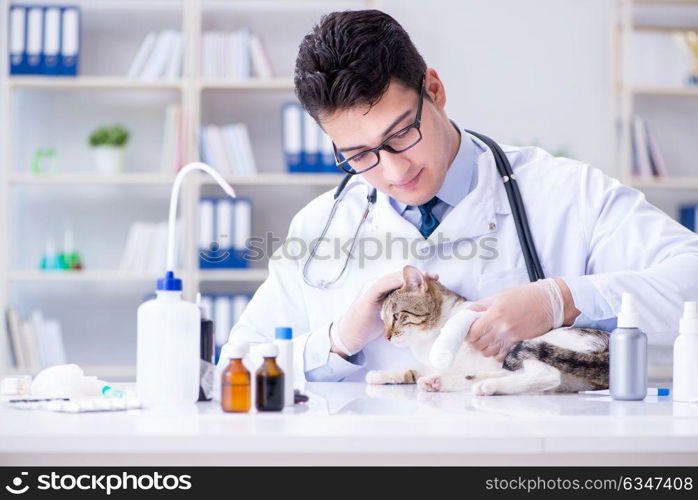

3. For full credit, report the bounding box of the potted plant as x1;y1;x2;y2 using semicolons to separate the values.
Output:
89;125;130;174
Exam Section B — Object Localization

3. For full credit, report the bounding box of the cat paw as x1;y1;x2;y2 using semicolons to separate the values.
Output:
472;379;499;396
365;370;387;385
417;375;442;392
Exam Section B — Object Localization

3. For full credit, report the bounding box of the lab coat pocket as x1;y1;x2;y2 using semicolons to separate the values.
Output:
476;268;530;299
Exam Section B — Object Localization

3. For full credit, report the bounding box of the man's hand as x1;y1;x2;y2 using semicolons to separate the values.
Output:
466;278;580;362
330;269;439;358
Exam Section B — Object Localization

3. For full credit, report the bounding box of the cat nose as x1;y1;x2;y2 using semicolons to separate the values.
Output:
384;326;393;339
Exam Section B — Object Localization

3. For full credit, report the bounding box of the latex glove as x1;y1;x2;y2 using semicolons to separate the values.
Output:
330;269;439;357
466;278;569;362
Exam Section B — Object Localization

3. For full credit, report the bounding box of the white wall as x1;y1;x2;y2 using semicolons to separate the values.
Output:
377;0;614;173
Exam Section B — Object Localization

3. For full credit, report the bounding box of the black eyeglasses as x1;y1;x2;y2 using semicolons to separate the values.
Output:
332;76;425;175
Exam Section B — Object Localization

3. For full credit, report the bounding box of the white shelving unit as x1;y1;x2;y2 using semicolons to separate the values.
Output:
8;270;162;282
198;76;294;90
614;0;698;192
7;76;186;90
8;173;179;185
7;172;342;186
0;0;363;379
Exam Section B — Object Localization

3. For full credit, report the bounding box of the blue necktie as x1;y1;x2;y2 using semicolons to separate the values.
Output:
417;196;440;238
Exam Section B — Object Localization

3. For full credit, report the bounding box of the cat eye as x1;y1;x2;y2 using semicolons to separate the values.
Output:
392;309;427;324
404;310;427;317
404;318;426;326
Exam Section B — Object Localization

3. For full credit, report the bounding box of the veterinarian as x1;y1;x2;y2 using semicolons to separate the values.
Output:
217;10;698;382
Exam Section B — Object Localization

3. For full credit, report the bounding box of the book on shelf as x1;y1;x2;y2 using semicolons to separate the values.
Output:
198;293;251;362
199;123;257;175
249;32;273;79
9;4;80;76
680;205;698;232
127;32;156;79
5;308;24;368
4;307;66;372
630;115;668;179
282;102;337;174
161;104;185;172
631;31;692;88
200;29;274;79
199;198;252;269
127;30;183;81
119;220;181;274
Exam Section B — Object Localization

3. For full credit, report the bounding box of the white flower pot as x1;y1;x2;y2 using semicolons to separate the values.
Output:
92;145;125;174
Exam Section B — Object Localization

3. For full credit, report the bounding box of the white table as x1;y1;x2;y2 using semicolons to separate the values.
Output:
2;382;697;466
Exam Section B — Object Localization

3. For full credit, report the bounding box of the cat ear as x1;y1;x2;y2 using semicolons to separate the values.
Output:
403;265;427;293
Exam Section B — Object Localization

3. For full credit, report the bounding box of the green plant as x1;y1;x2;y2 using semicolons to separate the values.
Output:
89;125;130;147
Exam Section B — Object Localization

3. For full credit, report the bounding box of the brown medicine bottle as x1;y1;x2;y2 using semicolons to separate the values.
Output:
221;345;250;413
255;344;285;412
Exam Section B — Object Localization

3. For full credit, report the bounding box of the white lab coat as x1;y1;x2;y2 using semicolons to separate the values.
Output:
218;133;698;383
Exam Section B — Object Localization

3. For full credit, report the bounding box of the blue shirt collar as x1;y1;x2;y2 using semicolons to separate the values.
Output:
389;121;476;215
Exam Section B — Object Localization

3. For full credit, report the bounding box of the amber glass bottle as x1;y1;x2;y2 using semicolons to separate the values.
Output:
221;346;250;413
255;344;285;412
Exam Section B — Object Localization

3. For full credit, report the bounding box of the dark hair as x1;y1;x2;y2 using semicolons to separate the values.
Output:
294;10;427;121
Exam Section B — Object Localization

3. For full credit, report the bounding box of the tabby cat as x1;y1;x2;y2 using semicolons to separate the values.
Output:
365;265;609;395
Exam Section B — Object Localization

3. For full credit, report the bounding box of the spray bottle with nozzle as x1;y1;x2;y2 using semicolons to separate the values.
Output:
609;293;648;401
136;163;236;410
673;301;698;402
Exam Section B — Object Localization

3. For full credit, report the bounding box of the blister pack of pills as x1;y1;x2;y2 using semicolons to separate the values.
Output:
7;397;142;412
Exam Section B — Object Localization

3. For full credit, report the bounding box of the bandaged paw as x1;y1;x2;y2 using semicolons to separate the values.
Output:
429;308;483;370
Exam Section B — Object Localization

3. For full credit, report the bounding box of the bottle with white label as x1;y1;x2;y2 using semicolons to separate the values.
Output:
673;301;698;402
609;293;647;401
274;327;294;407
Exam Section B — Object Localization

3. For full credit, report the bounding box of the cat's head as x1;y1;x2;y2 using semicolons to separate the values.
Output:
380;265;444;347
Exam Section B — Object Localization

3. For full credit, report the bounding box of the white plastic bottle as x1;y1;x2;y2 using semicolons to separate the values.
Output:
274;327;294;407
673;301;698;402
137;271;200;409
137;162;236;410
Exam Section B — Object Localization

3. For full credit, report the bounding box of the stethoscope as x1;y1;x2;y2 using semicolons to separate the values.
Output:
302;130;545;289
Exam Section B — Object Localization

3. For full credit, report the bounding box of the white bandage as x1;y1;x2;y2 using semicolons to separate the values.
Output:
429;308;483;370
